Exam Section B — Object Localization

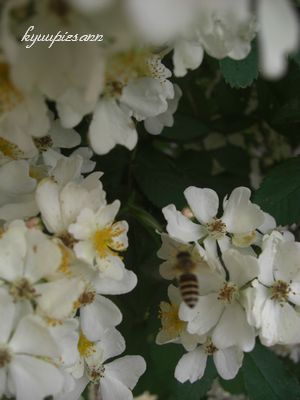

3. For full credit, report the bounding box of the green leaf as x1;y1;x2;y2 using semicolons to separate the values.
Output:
254;156;300;225
161;113;210;142
133;145;188;209
242;343;300;400
219;42;258;88
174;358;217;400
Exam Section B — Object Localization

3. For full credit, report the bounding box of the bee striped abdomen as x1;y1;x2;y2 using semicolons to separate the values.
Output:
178;273;199;308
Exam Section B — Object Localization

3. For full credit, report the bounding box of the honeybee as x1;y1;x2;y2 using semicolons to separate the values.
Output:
174;251;199;308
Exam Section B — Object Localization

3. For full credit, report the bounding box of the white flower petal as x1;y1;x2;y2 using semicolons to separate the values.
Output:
222;249;259;288
222;187;264;234
173;40;204;77
36;278;84;320
89;99;138;155
94;269;137;295
10;315;60;358
35;178;64;234
0;287;16;343
181;293;224;335
175;347;207;383
9;355;64;400
100;375;133;400
212;303;256;352
213;347;243;380
105;355;146;390
163;204;205;242
258;0;299;79
80;294;122;341
184;187;219;225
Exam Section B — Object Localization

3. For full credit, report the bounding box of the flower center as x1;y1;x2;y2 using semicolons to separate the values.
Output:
0;137;23;160
0;63;23;114
76;287;96;309
9;278;38;302
217;282;238;304
78;333;95;358
33;136;54;152
206;218;227;239
91;225;125;259
204;339;218;355
88;365;105;383
104;50;165;97
271;280;290;303
159;301;186;337
0;345;12;368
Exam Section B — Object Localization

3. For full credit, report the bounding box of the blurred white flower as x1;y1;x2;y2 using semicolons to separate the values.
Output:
257;0;299;78
144;84;182;135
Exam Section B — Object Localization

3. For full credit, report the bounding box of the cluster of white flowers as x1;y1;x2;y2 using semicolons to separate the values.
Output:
0;87;145;399
0;0;298;158
157;186;300;383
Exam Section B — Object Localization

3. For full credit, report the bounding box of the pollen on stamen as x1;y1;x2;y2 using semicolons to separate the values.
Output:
204;339;218;355
0;137;23;160
207;218;227;240
271;280;290;304
217;282;238;304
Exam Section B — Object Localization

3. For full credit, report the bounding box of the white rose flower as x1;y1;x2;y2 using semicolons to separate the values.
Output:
0;292;64;400
0;221;84;320
244;231;300;346
163;186;264;254
69;201;128;278
88;51;175;154
180;249;258;352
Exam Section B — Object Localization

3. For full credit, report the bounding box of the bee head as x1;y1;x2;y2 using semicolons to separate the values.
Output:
176;251;191;260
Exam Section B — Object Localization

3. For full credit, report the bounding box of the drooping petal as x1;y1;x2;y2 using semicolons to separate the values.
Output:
213;347;243;380
105;356;146;389
89;99;138;155
100;375;133;400
175;347;207;383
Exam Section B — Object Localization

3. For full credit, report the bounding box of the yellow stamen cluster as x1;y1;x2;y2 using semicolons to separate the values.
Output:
159;301;186;337
207;218;227;240
91;225;124;259
78;333;95;358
